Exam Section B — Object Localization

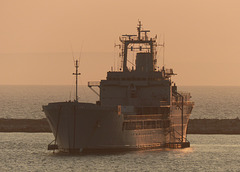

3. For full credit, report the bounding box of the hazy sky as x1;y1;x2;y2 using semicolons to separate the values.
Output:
1;0;240;85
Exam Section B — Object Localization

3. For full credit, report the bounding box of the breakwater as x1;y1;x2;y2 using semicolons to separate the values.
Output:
188;118;240;134
0;118;240;134
0;118;50;132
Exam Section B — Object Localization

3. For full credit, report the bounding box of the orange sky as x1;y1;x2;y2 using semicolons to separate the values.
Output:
0;0;240;85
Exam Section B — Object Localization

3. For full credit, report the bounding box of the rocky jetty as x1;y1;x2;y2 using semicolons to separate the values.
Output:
187;118;240;134
0;118;240;134
0;118;50;132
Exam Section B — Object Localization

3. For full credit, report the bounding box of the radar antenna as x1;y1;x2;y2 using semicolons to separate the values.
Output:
137;20;142;40
157;34;165;67
122;34;137;40
162;34;165;67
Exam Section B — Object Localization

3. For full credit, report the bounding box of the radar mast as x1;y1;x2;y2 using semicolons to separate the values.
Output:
73;60;81;102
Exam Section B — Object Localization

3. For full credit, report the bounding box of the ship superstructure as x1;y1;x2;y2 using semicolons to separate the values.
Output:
43;22;194;152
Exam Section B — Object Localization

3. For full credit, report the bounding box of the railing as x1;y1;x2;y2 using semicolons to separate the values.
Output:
88;81;100;97
172;92;192;102
124;114;167;121
88;81;100;87
159;101;170;106
122;119;170;130
165;69;174;75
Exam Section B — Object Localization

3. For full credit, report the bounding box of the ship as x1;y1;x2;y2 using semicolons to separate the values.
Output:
42;21;194;153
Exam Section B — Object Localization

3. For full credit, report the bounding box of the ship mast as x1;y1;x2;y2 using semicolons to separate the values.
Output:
120;21;157;72
73;60;81;102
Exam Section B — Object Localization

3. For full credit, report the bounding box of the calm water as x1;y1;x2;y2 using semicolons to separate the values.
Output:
1;86;239;171
0;85;240;119
0;133;239;171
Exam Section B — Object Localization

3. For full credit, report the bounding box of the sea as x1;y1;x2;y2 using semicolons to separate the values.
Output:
0;85;240;171
0;85;240;119
0;133;239;171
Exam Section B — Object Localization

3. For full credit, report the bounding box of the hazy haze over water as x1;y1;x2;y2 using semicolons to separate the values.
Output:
0;85;239;119
1;1;240;171
1;1;240;86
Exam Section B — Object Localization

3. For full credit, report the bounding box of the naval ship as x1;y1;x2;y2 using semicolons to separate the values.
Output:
43;22;194;152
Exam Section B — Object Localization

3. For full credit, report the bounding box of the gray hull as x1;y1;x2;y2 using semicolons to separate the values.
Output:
43;102;191;152
42;22;194;152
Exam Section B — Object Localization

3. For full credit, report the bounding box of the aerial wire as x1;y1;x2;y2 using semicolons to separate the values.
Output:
113;41;116;71
78;41;87;102
70;42;75;65
132;49;135;70
69;42;75;101
78;41;84;65
163;34;165;68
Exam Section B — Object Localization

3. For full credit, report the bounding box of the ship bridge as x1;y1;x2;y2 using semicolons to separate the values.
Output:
87;22;176;107
119;21;158;72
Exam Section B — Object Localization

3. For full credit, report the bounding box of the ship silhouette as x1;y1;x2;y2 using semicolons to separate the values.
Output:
43;21;194;153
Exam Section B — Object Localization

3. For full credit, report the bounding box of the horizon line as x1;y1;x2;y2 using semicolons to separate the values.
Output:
1;84;240;87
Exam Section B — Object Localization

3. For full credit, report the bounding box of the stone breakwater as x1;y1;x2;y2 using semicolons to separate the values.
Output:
0;118;50;132
0;118;240;134
188;118;240;134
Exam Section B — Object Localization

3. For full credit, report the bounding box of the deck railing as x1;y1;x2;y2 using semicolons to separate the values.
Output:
88;81;100;87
